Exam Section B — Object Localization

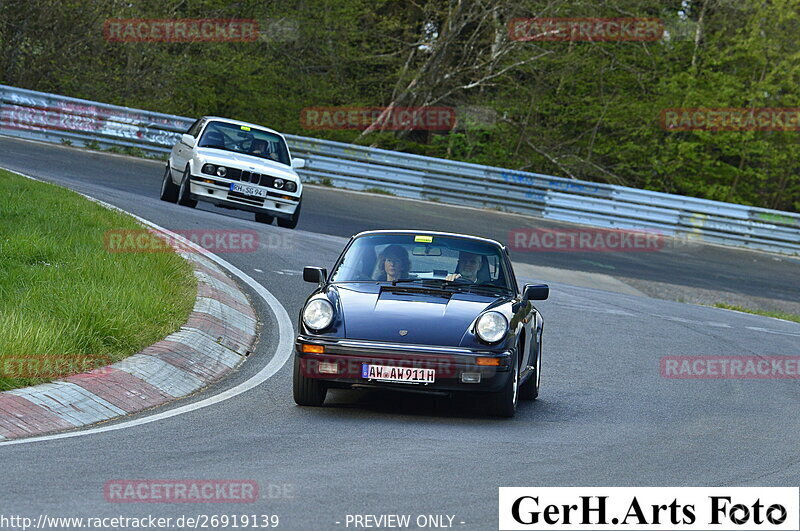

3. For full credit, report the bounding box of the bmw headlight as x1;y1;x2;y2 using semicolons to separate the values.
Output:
475;311;508;343
201;163;216;175
216;166;227;177
303;299;334;331
285;181;297;192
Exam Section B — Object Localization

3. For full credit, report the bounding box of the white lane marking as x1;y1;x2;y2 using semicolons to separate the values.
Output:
274;269;301;276
254;268;263;273
0;169;294;447
745;326;800;337
553;303;634;317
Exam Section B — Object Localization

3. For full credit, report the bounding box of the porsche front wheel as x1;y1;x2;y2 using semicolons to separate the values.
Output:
293;356;328;406
519;336;541;401
489;355;518;417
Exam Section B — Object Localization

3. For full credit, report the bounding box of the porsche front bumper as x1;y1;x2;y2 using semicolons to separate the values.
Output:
295;335;513;394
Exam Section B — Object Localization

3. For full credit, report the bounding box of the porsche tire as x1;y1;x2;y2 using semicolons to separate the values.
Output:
293;356;328;406
159;164;179;203
519;337;541;401
489;355;518;417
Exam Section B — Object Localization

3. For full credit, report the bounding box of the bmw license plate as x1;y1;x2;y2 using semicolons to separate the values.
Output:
230;182;268;198
361;364;435;384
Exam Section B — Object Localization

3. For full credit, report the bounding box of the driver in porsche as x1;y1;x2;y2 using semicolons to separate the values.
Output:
445;251;482;283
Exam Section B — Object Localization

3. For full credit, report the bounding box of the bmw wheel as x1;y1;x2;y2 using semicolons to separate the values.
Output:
277;200;301;229
255;212;274;224
177;167;197;208
159;164;179;203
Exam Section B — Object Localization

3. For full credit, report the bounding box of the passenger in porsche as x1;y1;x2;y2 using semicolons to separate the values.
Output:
374;245;411;282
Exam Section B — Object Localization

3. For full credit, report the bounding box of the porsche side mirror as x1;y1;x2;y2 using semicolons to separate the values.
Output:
522;283;549;301
303;266;327;286
291;157;306;169
181;133;196;148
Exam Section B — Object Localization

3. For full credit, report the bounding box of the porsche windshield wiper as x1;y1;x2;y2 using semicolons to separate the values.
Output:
388;280;515;297
385;278;511;293
457;284;512;295
389;278;467;287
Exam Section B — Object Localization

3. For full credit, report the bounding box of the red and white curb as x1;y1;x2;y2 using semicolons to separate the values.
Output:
0;249;257;441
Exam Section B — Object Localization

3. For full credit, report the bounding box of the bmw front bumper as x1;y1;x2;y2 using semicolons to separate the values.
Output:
188;175;300;218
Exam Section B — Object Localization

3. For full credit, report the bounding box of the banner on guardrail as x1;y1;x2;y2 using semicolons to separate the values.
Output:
0;94;185;147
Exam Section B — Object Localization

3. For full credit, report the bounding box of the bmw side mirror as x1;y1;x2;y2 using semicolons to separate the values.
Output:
181;133;196;148
291;157;306;169
303;266;327;286
523;284;549;301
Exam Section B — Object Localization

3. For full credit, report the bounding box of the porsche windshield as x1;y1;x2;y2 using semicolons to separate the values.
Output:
197;121;291;165
331;233;513;291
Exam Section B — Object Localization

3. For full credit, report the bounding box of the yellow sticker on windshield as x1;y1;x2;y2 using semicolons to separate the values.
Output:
414;235;433;243
240;126;251;131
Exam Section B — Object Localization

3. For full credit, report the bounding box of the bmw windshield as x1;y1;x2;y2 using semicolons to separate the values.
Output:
198;121;291;166
330;233;514;292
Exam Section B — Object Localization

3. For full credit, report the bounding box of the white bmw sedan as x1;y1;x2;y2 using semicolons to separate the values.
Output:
161;116;305;228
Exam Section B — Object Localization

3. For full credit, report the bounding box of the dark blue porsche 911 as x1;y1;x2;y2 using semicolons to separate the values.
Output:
293;230;548;417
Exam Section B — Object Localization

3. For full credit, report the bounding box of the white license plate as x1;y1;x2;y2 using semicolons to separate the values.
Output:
230;182;268;198
361;364;435;384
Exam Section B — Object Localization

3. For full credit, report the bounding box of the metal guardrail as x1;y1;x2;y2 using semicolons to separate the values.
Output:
1;84;798;255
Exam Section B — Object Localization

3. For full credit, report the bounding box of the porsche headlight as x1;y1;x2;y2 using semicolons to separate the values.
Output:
475;311;508;343
302;299;334;331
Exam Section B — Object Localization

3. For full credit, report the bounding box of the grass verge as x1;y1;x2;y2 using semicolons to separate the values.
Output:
0;169;196;391
713;303;800;324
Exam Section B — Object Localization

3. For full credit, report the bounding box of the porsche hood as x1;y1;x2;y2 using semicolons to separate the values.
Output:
332;283;506;346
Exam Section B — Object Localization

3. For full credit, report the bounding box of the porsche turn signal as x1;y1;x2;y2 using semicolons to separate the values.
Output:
301;344;325;354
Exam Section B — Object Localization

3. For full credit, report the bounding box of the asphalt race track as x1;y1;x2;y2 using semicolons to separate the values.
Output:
1;135;799;529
